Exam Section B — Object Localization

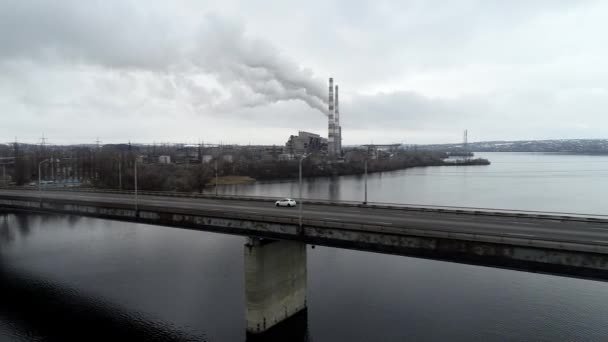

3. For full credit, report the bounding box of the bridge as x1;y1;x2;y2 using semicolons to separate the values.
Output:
1;188;608;334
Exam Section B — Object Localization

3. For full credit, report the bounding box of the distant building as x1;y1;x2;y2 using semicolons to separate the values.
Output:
262;145;284;161
158;155;171;164
202;155;213;163
286;131;327;155
278;153;295;161
344;150;367;163
222;154;234;163
175;146;200;164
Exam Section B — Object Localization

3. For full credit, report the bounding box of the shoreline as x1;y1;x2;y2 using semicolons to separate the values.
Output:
216;157;491;186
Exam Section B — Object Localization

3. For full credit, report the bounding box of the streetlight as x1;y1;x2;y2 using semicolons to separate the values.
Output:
50;157;55;182
215;159;218;196
38;159;50;196
118;158;122;190
298;154;309;230
134;157;139;214
364;159;368;205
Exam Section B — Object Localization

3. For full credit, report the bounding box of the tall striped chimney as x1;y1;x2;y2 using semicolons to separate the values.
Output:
334;84;341;155
328;77;335;157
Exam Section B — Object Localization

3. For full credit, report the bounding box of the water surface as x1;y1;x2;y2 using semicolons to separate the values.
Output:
2;152;608;341
218;152;608;214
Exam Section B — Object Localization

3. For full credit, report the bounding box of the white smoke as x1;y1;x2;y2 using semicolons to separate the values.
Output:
0;2;328;115
194;16;328;114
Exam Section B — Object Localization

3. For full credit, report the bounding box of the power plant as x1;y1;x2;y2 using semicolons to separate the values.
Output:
327;77;342;157
282;77;343;158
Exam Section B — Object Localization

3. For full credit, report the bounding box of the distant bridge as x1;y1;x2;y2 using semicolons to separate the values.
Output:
1;188;608;333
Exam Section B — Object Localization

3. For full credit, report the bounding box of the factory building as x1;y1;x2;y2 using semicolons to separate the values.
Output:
285;131;327;155
283;77;344;159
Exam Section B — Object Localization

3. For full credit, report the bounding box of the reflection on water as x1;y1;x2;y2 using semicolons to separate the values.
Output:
246;309;309;342
2;211;608;341
0;263;205;341
0;212;312;341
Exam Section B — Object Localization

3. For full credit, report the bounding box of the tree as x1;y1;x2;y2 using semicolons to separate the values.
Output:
190;164;212;193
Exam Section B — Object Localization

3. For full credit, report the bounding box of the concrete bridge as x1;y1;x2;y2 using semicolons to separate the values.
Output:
1;188;608;334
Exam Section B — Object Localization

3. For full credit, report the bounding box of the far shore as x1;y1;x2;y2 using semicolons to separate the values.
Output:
212;157;490;186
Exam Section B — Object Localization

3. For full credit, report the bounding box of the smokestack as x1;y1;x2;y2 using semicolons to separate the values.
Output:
334;85;341;155
328;77;335;157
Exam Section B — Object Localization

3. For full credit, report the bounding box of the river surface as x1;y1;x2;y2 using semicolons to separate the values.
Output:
1;152;608;341
218;152;608;215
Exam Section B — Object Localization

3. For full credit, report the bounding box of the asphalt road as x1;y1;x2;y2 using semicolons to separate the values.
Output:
1;189;608;246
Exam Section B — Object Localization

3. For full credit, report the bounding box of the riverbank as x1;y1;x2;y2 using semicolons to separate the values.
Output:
214;176;256;185
184;157;492;188
443;158;491;166
240;153;490;182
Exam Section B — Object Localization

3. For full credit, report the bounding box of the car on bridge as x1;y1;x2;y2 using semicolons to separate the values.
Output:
275;198;297;207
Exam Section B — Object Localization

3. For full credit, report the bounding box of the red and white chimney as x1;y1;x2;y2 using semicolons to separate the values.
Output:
328;77;335;157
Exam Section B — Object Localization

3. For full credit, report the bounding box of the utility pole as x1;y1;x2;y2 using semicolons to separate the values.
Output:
215;159;218;196
50;156;55;182
134;158;138;214
118;158;122;190
38;159;49;198
2;164;5;187
298;154;308;230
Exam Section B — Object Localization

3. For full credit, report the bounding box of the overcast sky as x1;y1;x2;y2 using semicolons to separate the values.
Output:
1;0;607;145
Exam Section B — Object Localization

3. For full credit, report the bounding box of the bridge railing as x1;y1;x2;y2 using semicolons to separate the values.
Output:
1;185;608;222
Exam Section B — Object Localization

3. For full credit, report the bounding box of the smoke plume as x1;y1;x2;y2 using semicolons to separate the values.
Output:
194;15;328;114
0;2;328;114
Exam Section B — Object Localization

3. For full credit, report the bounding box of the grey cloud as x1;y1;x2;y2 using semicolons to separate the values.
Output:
1;0;608;145
346;91;483;129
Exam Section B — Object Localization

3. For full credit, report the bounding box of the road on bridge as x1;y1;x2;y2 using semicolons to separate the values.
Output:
1;189;608;246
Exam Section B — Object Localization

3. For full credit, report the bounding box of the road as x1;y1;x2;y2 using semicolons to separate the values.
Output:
1;189;608;246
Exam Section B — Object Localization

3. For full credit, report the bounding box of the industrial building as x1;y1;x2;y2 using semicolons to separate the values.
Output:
158;155;171;164
286;77;344;158
285;131;327;155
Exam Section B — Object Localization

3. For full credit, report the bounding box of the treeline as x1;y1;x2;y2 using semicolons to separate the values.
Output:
0;143;487;192
235;151;450;180
0;143;217;192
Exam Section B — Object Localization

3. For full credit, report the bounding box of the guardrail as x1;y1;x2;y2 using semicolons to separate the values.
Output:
1;185;608;223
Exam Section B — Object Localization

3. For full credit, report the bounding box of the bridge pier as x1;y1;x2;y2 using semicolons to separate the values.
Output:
244;238;307;334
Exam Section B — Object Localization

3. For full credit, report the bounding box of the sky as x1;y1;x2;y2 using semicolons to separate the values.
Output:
1;0;607;145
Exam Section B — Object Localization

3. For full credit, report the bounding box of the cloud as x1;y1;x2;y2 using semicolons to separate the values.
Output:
1;0;608;145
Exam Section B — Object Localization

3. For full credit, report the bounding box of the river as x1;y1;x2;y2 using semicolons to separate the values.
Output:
1;152;608;341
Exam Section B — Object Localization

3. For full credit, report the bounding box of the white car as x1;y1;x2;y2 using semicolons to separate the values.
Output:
275;198;297;207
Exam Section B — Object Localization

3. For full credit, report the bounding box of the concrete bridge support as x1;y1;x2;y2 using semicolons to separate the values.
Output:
244;238;307;334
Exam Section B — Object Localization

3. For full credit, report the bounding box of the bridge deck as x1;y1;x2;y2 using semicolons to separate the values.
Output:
2;189;608;280
1;189;607;247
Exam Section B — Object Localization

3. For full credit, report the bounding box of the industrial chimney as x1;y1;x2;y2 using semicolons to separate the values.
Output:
328;78;335;157
335;84;341;156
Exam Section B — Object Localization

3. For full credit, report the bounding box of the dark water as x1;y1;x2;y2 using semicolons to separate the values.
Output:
2;152;608;341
